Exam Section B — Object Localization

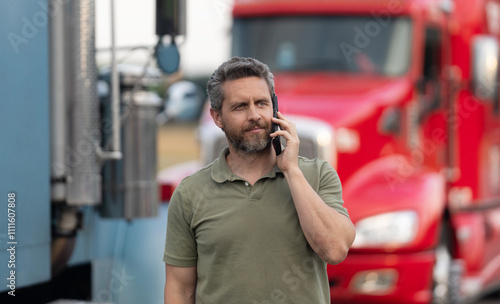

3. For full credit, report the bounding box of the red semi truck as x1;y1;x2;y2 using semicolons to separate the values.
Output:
159;0;500;303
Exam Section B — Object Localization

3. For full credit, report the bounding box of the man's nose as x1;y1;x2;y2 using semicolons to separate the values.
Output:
247;104;261;121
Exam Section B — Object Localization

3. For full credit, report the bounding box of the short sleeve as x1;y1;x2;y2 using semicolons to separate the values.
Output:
318;161;350;219
163;182;198;267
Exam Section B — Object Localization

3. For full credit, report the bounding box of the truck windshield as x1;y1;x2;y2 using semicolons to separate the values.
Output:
232;16;412;76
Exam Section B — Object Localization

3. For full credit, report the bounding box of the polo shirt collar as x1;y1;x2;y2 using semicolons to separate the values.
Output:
211;147;283;183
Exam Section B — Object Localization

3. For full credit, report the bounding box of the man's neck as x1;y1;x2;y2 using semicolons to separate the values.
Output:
226;146;276;186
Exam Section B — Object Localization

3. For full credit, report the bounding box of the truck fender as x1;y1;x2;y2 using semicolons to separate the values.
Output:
342;155;446;251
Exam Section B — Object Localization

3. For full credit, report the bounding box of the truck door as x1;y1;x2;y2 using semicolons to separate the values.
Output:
479;37;500;283
418;26;448;170
467;32;500;287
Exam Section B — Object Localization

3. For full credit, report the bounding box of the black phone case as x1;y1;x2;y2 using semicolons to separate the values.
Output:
272;94;282;156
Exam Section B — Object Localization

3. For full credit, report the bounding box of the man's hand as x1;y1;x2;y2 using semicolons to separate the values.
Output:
271;112;300;172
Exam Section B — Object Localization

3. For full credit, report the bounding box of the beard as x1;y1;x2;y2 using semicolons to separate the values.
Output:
222;120;272;155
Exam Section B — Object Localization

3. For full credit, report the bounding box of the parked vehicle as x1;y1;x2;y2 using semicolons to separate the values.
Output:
157;80;206;124
0;0;184;303
159;0;500;303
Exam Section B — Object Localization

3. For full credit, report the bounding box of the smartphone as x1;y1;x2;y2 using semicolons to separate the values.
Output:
271;93;282;156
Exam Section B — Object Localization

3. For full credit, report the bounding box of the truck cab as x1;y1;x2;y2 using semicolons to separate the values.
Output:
183;0;500;303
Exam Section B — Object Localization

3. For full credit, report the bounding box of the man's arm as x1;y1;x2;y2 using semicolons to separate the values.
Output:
272;112;356;265
283;167;355;264
164;264;197;304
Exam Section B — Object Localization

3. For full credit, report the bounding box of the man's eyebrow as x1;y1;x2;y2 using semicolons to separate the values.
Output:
255;98;270;103
230;101;248;109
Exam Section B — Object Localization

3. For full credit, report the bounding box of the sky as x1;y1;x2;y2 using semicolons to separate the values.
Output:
95;0;234;77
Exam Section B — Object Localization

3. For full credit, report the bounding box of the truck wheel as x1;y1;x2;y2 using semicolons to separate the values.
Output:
431;225;463;304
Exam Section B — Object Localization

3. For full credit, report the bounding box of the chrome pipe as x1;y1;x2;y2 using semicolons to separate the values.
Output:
98;0;122;161
110;0;121;155
49;0;67;202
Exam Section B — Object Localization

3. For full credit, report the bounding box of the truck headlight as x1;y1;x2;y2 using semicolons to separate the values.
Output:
352;210;418;248
316;131;332;148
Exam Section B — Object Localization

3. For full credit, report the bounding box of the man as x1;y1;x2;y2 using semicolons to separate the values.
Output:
163;57;355;304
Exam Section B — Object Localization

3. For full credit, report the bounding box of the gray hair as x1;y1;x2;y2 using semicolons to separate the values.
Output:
207;57;274;112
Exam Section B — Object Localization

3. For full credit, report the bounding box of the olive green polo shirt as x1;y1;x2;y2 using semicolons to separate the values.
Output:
164;147;349;304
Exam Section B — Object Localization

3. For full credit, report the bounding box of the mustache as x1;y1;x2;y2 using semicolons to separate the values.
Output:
243;121;268;132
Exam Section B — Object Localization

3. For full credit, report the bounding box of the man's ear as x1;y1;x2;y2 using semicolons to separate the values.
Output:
210;108;224;129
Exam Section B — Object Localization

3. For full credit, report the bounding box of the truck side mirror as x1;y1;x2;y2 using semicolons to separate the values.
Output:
471;35;499;101
156;38;180;74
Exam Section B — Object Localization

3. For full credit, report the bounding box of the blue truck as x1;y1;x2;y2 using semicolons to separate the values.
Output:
0;1;184;302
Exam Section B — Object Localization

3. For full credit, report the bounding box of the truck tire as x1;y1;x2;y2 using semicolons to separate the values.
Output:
431;223;463;304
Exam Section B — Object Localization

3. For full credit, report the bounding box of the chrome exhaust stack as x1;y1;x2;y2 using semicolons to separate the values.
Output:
66;0;101;205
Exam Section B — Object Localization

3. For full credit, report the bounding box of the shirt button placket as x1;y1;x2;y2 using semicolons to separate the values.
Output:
244;181;252;197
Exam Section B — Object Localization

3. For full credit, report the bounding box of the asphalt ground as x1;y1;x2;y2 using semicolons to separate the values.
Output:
157;121;200;172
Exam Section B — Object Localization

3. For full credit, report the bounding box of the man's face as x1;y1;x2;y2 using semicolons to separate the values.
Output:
211;76;273;155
